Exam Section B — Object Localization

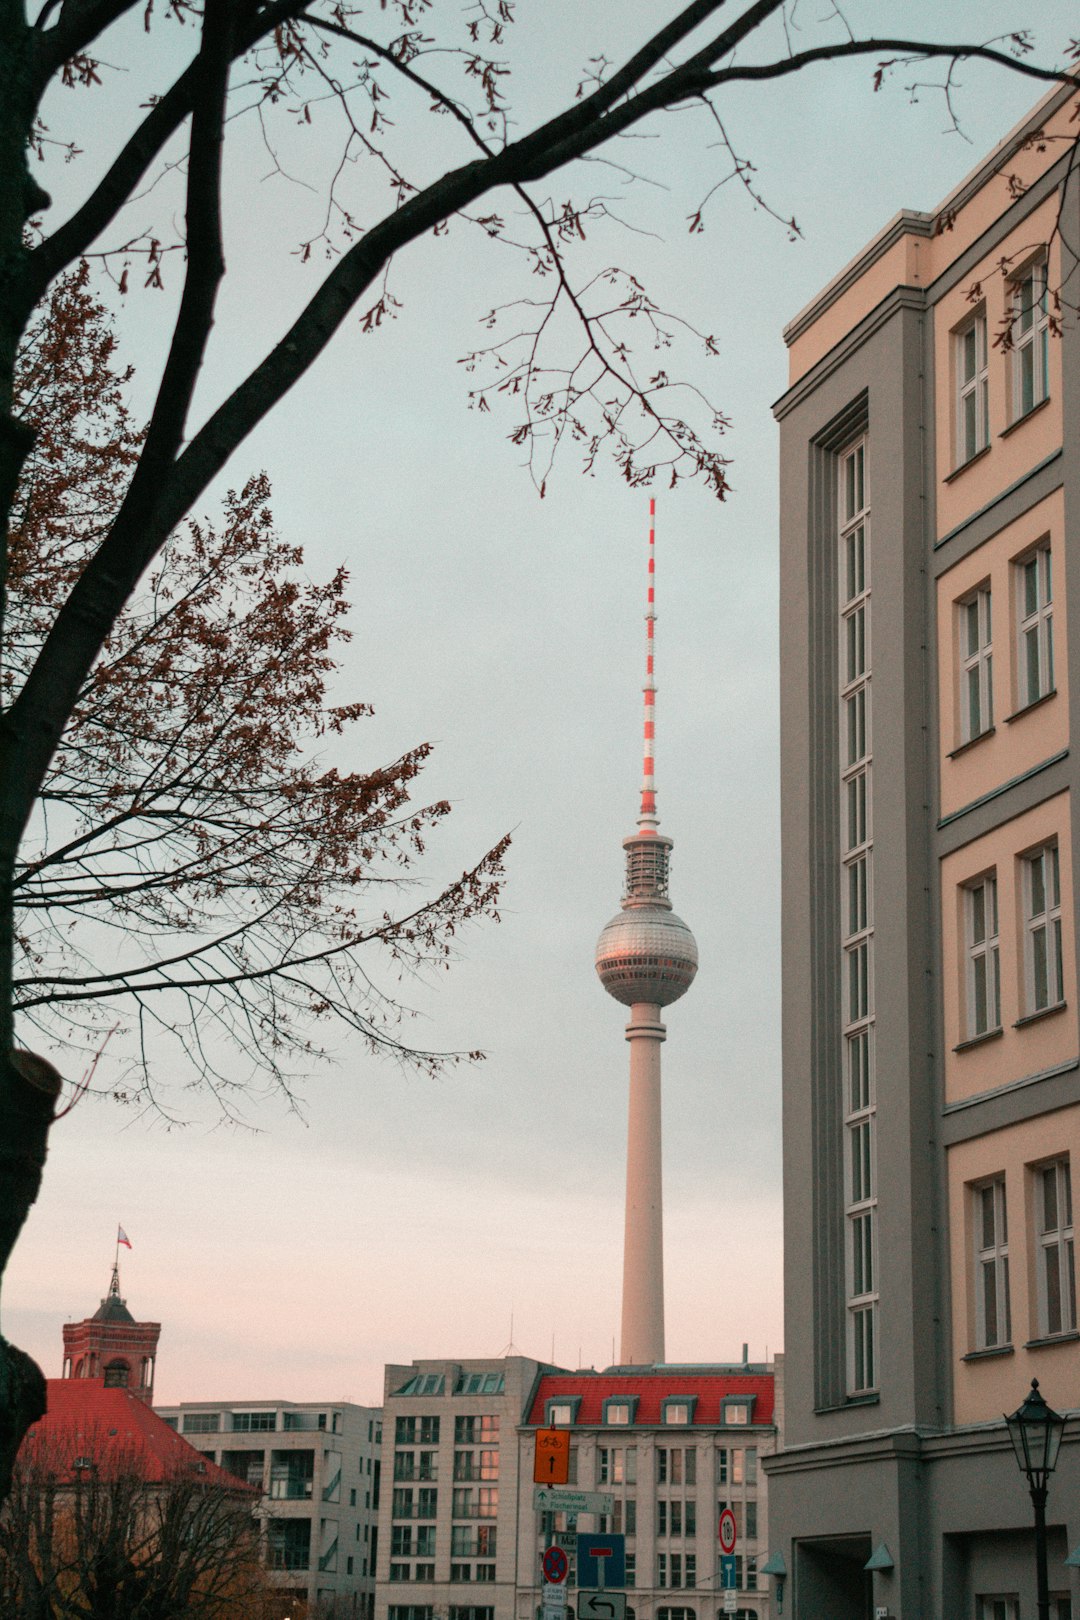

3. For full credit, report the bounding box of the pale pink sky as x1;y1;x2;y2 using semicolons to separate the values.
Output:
8;1;1074;1408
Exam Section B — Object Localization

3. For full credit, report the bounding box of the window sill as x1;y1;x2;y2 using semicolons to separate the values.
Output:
948;726;996;760
943;443;991;484
1003;688;1057;724
954;1026;1004;1054
1014;1001;1067;1030
1000;394;1051;439
1023;1330;1080;1351
813;1393;880;1414
961;1343;1014;1362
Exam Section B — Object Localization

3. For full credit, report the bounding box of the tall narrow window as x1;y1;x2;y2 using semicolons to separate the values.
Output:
1017;544;1053;709
1037;1159;1075;1337
839;437;877;1396
1011;257;1050;418
966;875;1001;1038
974;1177;1010;1349
1024;845;1063;1013
959;586;993;743
957;311;989;463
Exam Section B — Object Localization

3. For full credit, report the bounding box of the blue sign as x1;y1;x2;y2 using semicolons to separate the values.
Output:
720;1555;737;1590
576;1533;626;1588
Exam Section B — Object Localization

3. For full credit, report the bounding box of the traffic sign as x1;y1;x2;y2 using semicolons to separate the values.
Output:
723;1591;738;1615
577;1533;625;1589
720;1553;737;1589
542;1547;569;1585
578;1596;627;1620
718;1508;737;1555
534;1428;572;1485
542;1585;567;1611
534;1487;615;1515
549;1532;577;1551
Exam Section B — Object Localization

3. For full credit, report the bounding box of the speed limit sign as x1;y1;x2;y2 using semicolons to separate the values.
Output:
718;1508;737;1555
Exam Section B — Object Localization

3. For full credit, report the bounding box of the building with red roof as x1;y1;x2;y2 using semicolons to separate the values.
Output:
61;1262;161;1404
374;1353;783;1620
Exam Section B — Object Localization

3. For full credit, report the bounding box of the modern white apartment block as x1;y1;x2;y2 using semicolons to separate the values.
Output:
375;1357;545;1620
517;1363;782;1620
157;1397;382;1616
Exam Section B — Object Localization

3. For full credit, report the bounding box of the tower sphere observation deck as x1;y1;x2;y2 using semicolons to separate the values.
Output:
595;834;698;1007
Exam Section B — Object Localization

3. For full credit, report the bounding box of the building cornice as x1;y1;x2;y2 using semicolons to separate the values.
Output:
773;285;925;422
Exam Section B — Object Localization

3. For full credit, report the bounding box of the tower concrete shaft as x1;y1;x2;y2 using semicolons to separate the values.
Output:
621;1003;666;1365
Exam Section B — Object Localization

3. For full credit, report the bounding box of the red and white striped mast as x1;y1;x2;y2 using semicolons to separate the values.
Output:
594;501;699;1365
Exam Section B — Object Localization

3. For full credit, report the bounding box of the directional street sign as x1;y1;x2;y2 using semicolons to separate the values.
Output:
534;1487;615;1516
718;1509;737;1556
578;1595;627;1620
534;1428;572;1485
549;1532;578;1552
577;1533;626;1589
720;1554;737;1590
542;1547;569;1585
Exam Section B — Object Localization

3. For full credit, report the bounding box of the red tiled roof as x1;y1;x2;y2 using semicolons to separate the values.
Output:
525;1372;774;1428
20;1381;250;1490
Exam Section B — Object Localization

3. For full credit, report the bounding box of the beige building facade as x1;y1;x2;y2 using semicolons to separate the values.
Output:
771;83;1080;1619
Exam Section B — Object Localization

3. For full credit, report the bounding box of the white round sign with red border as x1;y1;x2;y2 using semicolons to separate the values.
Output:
718;1509;737;1555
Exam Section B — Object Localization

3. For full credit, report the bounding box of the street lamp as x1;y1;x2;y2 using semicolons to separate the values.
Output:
1005;1379;1067;1620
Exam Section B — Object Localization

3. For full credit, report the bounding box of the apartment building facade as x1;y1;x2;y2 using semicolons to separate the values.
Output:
517;1362;782;1620
770;84;1080;1618
374;1356;546;1620
158;1397;382;1616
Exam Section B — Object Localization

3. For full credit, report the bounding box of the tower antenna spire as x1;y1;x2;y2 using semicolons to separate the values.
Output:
639;497;659;832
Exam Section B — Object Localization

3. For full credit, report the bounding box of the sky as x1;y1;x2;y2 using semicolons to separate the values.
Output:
6;1;1078;1407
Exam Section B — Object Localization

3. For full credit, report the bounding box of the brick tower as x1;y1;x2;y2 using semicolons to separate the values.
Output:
62;1264;161;1405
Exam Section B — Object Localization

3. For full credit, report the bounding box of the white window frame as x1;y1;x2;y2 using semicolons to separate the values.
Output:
1010;256;1050;419
1016;543;1053;709
956;308;989;464
978;1600;1020;1620
973;1176;1010;1349
1023;843;1063;1014
965;874;1001;1039
1036;1158;1076;1338
959;585;993;743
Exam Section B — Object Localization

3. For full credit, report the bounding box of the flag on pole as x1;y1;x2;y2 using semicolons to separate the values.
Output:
117;1226;132;1249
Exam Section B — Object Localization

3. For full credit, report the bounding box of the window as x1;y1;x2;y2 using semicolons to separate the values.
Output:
745;1502;757;1540
1036;1159;1076;1337
182;1412;220;1434
966;874;1001;1038
1024;844;1063;1013
475;1565;495;1582
840;436;877;1398
656;1447;694;1485
416;1526;436;1558
389;1609;434;1620
730;1449;743;1487
455;1415;499;1445
723;1402;748;1426
267;1519;311;1571
103;1361;130;1388
548;1403;573;1426
1017;545;1053;708
231;1409;275;1432
625;1553;636;1589
454;1450;498;1481
956;310;989;464
415;1563;435;1582
744;1448;757;1485
959;586;993;742
270;1450;314;1500
599;1446;636;1485
601;1498;635;1535
974;1178;1011;1349
978;1600;1019;1620
1011;257;1050;418
606;1402;631;1426
664;1402;690;1425
450;1564;471;1583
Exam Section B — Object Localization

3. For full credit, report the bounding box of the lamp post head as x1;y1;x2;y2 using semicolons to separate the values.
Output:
1005;1379;1066;1486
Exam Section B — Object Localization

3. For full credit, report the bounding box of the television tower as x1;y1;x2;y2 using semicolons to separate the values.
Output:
595;499;698;1366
